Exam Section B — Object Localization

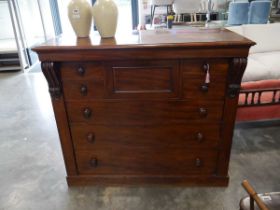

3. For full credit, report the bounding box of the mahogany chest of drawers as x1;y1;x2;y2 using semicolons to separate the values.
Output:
33;28;254;186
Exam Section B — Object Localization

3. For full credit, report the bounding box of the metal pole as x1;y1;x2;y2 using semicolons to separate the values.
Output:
7;0;28;71
10;0;31;68
37;0;48;42
205;0;212;27
206;0;212;22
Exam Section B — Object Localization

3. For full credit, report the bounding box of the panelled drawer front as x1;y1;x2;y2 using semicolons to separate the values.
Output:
105;60;180;99
67;101;224;125
76;148;218;175
70;124;221;150
182;59;229;99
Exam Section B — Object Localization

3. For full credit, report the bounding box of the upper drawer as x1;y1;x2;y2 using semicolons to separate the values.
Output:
182;59;229;100
61;60;180;100
66;100;224;125
60;59;229;101
60;62;105;80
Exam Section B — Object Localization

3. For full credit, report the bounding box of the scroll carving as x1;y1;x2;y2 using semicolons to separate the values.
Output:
41;62;61;100
227;58;247;98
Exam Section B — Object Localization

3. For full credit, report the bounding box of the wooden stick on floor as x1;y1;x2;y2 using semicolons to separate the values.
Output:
242;180;269;210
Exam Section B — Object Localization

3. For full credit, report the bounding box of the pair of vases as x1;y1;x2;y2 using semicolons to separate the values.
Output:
68;0;118;38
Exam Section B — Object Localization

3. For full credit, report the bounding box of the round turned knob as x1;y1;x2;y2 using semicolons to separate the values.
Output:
83;108;92;119
196;132;204;142
202;63;210;72
199;107;208;117
90;157;98;168
195;158;202;167
80;84;88;96
77;66;85;76
87;133;95;143
201;84;209;92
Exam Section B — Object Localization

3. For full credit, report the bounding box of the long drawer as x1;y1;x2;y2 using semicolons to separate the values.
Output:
70;123;221;150
75;148;218;175
66;101;224;125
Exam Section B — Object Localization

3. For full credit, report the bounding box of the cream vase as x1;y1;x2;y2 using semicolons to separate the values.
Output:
68;0;92;37
92;0;118;38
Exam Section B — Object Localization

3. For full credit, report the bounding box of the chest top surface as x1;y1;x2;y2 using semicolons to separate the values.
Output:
33;28;254;51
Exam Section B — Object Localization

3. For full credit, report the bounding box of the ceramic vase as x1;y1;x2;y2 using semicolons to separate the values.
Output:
92;0;118;38
68;0;92;37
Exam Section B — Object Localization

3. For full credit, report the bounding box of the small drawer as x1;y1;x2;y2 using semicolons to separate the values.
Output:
75;148;218;175
60;62;105;80
182;59;229;99
66;100;224;125
63;80;105;100
70;123;221;150
181;59;229;79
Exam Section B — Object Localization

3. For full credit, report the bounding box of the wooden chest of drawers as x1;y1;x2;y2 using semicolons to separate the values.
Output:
33;28;254;186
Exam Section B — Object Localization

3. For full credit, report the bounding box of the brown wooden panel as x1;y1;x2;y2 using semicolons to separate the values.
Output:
66;100;224;125
105;60;180;99
182;59;228;99
113;67;172;92
75;148;218;175
70;123;221;150
67;174;229;186
60;62;105;80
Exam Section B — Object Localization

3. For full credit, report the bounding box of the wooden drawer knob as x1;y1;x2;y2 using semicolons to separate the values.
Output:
77;66;85;76
90;157;98;168
199;107;208;117
195;158;202;167
202;63;210;72
196;132;204;142
201;84;208;92
83;107;92;119
87;133;95;143
80;84;88;96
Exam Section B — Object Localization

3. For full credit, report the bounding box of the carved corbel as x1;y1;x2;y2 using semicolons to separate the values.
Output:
41;62;62;100
227;58;247;98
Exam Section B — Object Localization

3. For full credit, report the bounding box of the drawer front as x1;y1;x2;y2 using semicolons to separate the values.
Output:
67;101;224;125
105;60;180;99
63;80;105;100
60;62;105;80
70;124;221;150
182;59;229;99
75;148;218;175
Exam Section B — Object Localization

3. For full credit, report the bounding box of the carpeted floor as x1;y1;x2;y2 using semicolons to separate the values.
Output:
0;71;279;210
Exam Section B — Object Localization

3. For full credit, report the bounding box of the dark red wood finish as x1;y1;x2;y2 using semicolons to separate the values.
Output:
33;28;254;186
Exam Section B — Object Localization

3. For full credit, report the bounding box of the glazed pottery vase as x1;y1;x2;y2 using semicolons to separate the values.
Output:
68;0;92;37
92;0;118;38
